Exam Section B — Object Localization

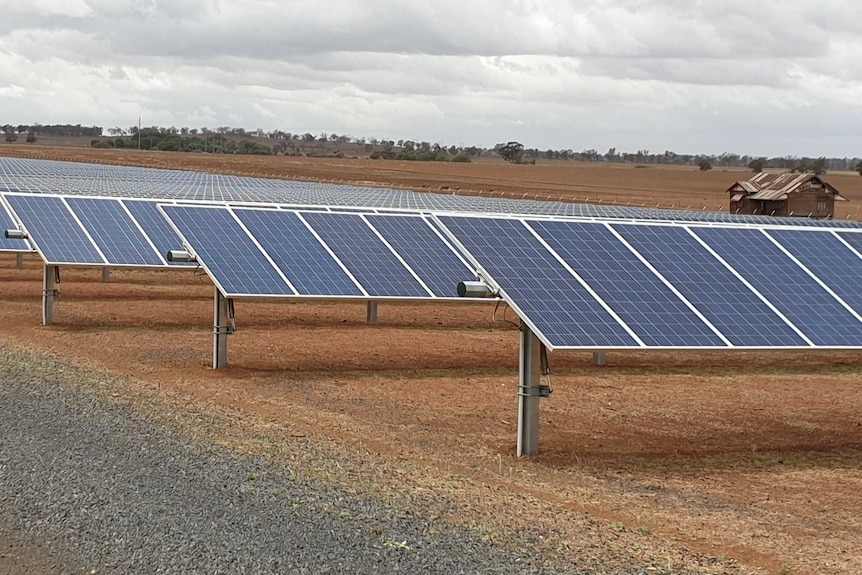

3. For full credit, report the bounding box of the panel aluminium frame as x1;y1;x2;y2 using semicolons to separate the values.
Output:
435;213;862;352
159;204;484;303
2;193;180;268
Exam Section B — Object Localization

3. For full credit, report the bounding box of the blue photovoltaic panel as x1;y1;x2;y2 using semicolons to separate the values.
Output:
767;230;862;315
693;227;862;346
161;206;293;296
66;198;162;266
439;216;639;348
837;232;862;258
302;212;429;298
122;201;193;266
529;220;726;347
613;224;807;347
5;195;104;264
233;209;362;296
0;200;30;252
367;215;474;298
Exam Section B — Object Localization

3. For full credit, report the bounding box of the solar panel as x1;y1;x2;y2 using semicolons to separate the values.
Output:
529;220;727;347
692;227;862;346
836;232;862;258
0;198;31;252
121;200;195;267
65;198;164;266
5;194;105;264
160;205;294;297
365;215;475;298
232;208;363;297
766;230;862;316
301;213;432;298
612;224;809;347
438;216;640;348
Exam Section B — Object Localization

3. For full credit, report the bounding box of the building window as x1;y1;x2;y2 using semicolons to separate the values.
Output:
817;200;828;214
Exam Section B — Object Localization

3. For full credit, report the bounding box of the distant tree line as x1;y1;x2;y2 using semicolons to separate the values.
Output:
508;144;861;175
3;123;103;138
3;121;861;173
91;126;271;155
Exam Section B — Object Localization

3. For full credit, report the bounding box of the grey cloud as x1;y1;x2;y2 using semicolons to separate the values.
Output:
5;0;855;60
1;0;861;156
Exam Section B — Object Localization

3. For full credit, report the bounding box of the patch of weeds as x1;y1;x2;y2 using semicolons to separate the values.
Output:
381;539;413;552
471;522;497;542
610;522;625;532
636;525;653;536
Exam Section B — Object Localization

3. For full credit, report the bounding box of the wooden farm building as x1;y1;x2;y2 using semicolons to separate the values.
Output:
727;173;845;218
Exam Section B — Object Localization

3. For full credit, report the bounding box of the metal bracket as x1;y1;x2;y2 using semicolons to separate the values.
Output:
43;268;61;298
212;299;237;335
518;384;552;398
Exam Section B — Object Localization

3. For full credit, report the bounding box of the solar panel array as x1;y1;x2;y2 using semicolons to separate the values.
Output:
436;215;862;350
160;205;476;300
2;157;861;227
5;157;862;353
3;193;192;267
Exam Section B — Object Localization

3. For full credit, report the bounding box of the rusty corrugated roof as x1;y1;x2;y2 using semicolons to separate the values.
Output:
727;172;844;201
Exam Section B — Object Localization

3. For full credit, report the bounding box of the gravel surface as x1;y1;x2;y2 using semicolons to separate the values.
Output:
0;346;721;575
0;348;576;574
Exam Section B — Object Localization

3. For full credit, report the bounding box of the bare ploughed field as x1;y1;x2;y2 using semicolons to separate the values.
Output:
2;146;862;574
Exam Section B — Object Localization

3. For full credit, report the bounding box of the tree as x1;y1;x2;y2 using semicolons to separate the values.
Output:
697;159;712;171
496;141;525;163
380;142;396;160
811;157;827;175
856;160;862;176
748;157;766;172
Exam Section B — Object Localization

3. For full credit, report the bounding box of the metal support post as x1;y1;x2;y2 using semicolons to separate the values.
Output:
366;300;378;324
517;326;543;456
42;265;59;326
213;287;229;369
16;253;24;268
592;351;608;366
101;267;111;282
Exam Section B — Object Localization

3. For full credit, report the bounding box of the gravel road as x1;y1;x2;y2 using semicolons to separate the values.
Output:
0;347;576;574
0;346;713;575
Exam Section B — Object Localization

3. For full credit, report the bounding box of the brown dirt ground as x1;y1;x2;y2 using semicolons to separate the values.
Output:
2;147;862;574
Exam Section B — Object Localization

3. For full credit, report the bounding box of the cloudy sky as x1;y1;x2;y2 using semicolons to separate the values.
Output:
0;0;860;157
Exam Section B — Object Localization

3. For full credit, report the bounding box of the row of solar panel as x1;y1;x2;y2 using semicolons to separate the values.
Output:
3;157;862;228
2;194;478;300
159;205;476;299
436;216;862;350
9;187;862;349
